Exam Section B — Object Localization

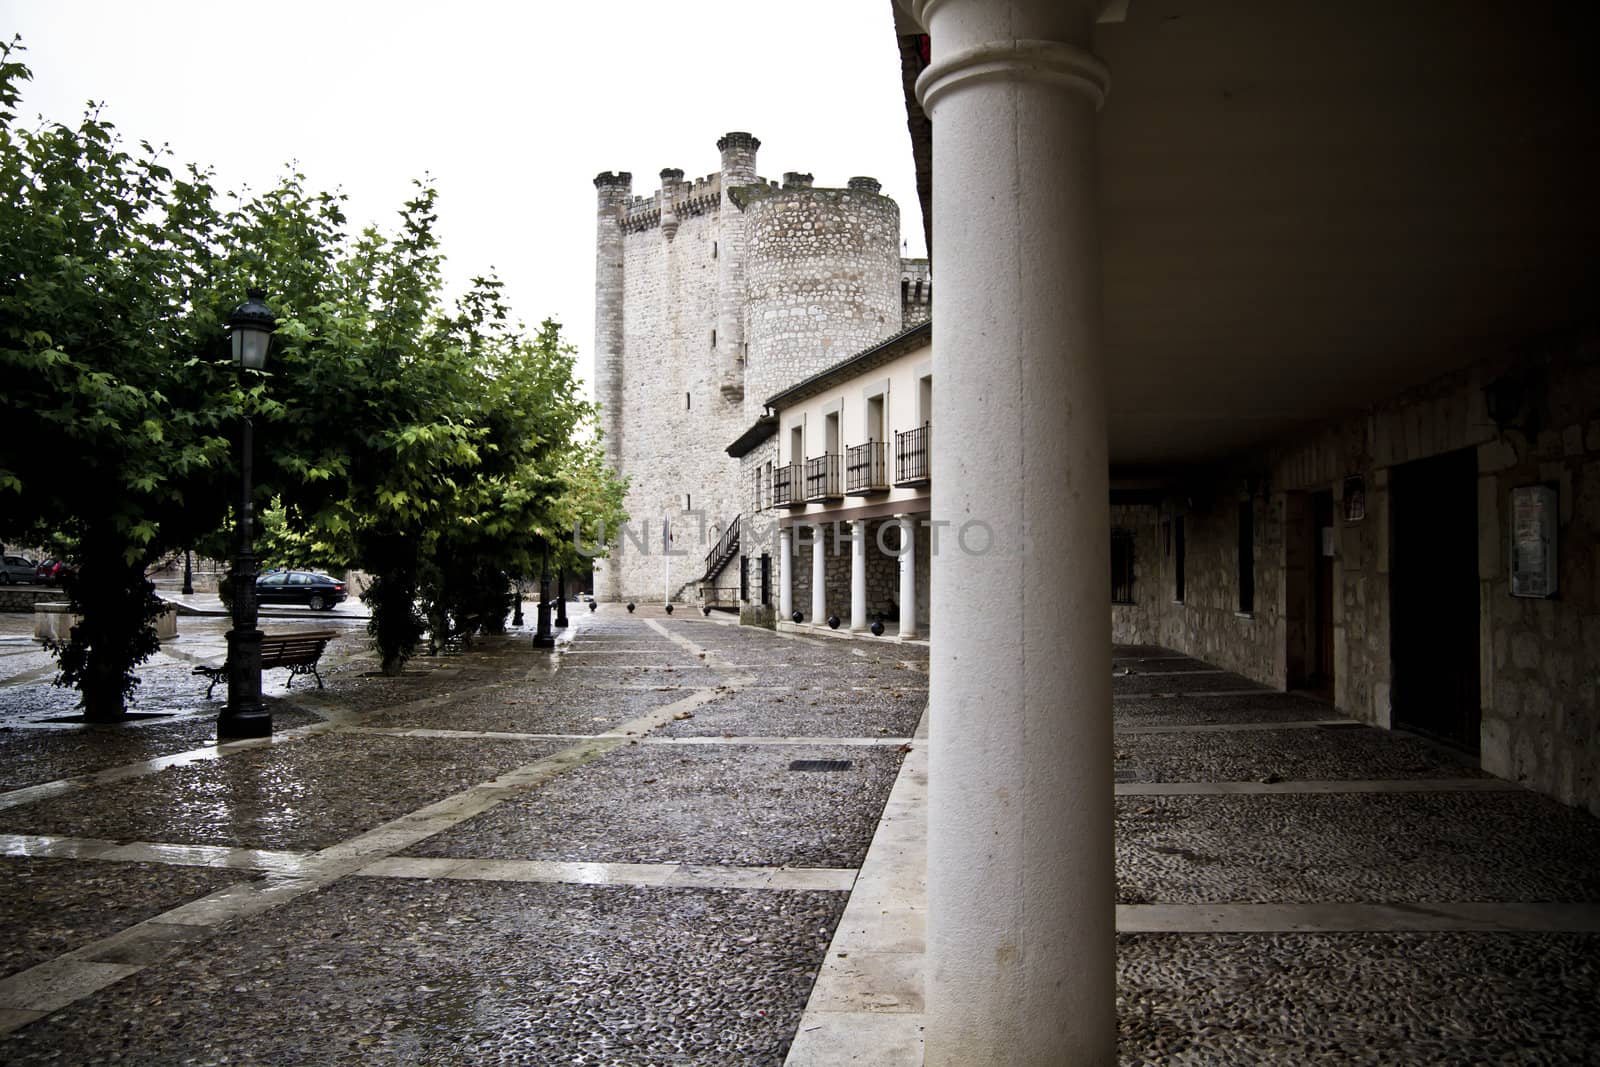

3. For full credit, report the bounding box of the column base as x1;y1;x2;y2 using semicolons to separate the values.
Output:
218;708;272;739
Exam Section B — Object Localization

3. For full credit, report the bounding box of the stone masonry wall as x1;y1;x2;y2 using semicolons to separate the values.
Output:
608;189;746;603
901;258;931;330
1116;335;1600;814
743;184;902;421
1152;487;1287;685
1110;504;1162;645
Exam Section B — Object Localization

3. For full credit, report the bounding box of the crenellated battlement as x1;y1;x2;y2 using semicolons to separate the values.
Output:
901;257;932;329
620;172;726;233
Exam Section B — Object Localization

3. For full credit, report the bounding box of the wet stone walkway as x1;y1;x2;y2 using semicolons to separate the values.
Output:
0;609;925;1064
3;607;1599;1064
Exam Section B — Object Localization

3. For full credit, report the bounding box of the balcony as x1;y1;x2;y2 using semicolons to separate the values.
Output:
804;453;843;501
772;463;804;508
846;441;889;495
895;422;931;487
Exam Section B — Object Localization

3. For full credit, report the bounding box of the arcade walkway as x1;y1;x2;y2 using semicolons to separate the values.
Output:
0;611;1595;1063
791;644;1600;1065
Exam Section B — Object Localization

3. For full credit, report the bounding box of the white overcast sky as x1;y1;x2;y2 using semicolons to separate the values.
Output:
1;0;924;397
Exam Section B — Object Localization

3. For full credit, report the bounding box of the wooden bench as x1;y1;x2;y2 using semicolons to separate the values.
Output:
193;629;339;699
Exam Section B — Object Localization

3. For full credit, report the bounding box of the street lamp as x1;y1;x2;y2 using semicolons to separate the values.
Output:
221;288;275;740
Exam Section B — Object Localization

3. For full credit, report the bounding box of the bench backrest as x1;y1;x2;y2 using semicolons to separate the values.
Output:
259;630;338;665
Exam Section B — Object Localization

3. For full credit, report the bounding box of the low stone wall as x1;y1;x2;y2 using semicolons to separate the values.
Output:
0;586;67;613
32;602;178;643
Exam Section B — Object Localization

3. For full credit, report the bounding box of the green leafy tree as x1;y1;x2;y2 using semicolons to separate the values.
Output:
0;40;238;719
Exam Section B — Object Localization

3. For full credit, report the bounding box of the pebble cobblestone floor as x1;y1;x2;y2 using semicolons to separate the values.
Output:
0;607;1596;1064
0;607;916;1063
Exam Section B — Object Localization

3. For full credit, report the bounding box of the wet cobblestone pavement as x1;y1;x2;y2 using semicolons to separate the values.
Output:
0;612;1595;1064
405;743;904;868
0;732;568;851
3;878;844;1066
1106;644;1600;1064
0;858;248;980
0;609;906;1063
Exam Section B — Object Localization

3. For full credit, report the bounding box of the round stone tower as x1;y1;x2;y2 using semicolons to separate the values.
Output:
742;175;902;421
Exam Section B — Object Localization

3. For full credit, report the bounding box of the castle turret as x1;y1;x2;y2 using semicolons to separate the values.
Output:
592;169;631;602
716;132;759;404
742;175;902;421
658;168;684;241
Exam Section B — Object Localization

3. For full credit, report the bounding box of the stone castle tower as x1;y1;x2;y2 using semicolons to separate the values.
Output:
593;132;926;603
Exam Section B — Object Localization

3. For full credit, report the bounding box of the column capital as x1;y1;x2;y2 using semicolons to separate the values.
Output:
916;37;1110;113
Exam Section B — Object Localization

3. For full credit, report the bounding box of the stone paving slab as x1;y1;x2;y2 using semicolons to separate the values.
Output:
1117;931;1600;1065
1114;693;1338;729
1117;790;1600;904
0;877;847;1066
361;682;691;734
0;858;247;981
0;706;323;794
657;689;925;739
0;733;564;852
406;743;906;869
1114;724;1485;783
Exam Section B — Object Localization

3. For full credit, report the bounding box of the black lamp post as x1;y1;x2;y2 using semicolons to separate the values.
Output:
182;549;194;596
533;543;555;648
221;288;275;740
555;568;569;628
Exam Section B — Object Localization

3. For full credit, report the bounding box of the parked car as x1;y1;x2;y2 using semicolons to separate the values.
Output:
255;570;348;611
34;558;77;585
1;555;36;584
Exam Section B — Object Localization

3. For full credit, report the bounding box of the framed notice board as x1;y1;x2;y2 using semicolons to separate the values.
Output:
1509;485;1558;598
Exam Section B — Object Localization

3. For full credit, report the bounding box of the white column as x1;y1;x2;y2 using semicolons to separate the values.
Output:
779;525;794;621
897;514;918;640
914;1;1114;1063
850;520;868;631
811;524;827;625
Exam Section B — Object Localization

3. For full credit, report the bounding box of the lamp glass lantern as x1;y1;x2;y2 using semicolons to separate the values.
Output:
228;288;276;370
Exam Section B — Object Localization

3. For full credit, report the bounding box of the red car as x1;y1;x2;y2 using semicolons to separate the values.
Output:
35;558;78;585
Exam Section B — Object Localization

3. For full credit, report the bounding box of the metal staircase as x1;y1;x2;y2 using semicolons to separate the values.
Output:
701;516;740;585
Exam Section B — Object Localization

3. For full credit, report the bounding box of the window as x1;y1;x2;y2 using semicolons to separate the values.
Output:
866;393;885;443
824;410;840;455
1238;500;1255;614
710;328;717;348
1174;516;1186;603
685;391;691;410
1111;529;1135;604
684;493;692;511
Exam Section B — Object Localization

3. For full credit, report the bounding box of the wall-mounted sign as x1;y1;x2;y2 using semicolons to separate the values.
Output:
1510;485;1558;598
1343;476;1366;523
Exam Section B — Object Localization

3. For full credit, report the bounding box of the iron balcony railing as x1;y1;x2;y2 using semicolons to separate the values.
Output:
804;454;844;501
846;441;889;495
895;422;931;486
772;463;803;508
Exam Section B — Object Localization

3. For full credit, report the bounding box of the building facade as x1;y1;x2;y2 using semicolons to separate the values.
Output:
591;133;928;608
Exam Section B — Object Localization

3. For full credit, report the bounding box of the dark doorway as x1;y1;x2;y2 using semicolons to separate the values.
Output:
1309;490;1335;699
1391;449;1481;754
1286;490;1336;699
